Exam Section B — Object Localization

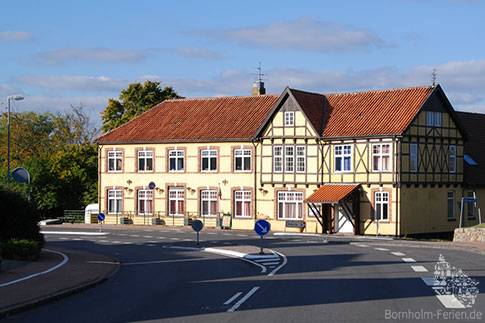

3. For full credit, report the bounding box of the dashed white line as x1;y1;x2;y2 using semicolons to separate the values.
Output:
224;292;242;305
143;235;154;238
436;295;466;309
237;234;248;237
170;237;181;240
355;244;370;248
374;247;390;251
402;258;416;263
411;265;428;272
391;252;406;256
227;287;259;312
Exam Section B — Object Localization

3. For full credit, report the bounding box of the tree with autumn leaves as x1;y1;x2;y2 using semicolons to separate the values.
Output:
1;81;180;218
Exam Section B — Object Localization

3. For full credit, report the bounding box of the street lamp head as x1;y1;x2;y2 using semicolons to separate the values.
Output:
8;95;24;101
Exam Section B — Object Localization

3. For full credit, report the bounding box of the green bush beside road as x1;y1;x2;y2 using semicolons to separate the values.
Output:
0;187;44;260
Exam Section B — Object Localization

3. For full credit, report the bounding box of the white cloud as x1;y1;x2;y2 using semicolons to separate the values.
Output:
195;16;390;52
0;31;34;41
14;75;128;92
170;48;225;59
33;48;152;65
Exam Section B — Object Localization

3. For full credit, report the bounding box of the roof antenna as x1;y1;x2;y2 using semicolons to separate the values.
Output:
251;62;267;96
431;68;437;86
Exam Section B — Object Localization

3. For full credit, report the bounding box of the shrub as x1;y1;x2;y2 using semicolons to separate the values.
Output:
0;239;42;260
0;187;45;249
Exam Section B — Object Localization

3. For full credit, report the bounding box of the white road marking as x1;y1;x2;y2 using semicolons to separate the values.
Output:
355;244;369;248
261;262;280;266
182;239;192;242
237;234;248;237
224;292;242;305
0;249;68;287
227;287;259;312
374;247;390;251
391;252;406;256
143;235;154;238
98;240;109;243
146;244;156;247
170;237;181;240
122;242;132;245
411;265;428;272
40;231;108;236
222;233;233;236
131;235;140;237
111;241;122;244
253;257;279;263
421;277;438;286
436;295;466;309
59;237;69;240
268;251;287;277
402;258;416;263
147;241;158;243
156;237;166;239
73;238;82;241
207;232;217;235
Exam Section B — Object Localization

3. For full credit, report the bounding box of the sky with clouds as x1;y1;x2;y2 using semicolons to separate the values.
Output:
1;0;484;127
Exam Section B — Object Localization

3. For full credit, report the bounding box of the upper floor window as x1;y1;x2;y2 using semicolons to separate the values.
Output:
201;149;217;172
107;189;122;214
284;111;294;126
138;150;153;172
448;145;456;173
426;111;442;127
285;146;294;172
169;150;184;172
274;146;283;172
375;191;389;221
335;145;352;172
296;146;306;173
409;144;418;172
108;151;122;172
372;143;391;171
234;149;251;172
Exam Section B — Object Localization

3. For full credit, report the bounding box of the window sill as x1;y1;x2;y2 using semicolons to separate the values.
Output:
108;170;122;173
447;218;456;221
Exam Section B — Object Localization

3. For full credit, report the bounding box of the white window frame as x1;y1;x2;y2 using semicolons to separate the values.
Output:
137;189;153;216
107;189;122;214
138;150;153;172
285;146;294;172
447;191;455;219
296;146;306;173
277;191;304;220
201;190;218;217
168;187;185;216
234;149;251;172
274;146;283;173
334;145;352;172
448;145;456;173
234;190;252;218
375;191;389;222
409;143;418;173
284;111;294;126
201;149;217;172
169;150;184;172
108;151;122;172
372;143;391;172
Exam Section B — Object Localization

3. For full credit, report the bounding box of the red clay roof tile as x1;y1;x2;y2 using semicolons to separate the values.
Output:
305;184;360;203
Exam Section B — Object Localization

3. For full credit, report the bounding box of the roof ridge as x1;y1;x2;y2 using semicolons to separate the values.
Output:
164;94;279;102
323;85;434;97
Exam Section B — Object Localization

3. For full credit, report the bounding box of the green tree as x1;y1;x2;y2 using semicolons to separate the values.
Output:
100;80;181;133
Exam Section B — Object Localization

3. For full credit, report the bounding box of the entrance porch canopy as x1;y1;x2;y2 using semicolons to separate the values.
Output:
304;184;360;204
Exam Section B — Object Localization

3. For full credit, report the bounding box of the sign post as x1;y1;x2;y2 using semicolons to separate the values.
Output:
97;213;105;232
192;220;204;245
254;219;270;255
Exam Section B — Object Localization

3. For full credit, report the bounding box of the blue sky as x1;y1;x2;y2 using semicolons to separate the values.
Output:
1;0;484;127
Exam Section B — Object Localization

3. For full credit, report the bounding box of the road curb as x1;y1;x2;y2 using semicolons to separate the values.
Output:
0;254;120;319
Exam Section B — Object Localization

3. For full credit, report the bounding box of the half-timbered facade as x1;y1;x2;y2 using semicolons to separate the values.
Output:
95;84;480;235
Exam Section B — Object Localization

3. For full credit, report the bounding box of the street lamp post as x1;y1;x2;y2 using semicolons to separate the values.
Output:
7;95;24;185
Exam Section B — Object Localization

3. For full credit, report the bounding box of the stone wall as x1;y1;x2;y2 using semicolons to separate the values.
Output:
453;227;485;242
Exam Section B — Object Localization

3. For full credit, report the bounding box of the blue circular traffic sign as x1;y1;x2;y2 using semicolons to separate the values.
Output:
192;220;203;232
255;219;270;236
97;213;105;222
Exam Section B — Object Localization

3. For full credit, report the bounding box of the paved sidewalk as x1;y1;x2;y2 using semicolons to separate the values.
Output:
0;246;119;318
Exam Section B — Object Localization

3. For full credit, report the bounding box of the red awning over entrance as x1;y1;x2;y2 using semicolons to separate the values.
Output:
304;184;360;204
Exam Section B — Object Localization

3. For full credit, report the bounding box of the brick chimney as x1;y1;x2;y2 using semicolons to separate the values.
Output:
252;81;266;96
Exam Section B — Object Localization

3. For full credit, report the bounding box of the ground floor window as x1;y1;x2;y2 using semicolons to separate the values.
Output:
277;192;303;220
375;191;389;221
138;190;153;215
466;191;475;219
169;187;184;216
201;190;218;216
108;189;122;214
234;190;251;217
447;191;455;219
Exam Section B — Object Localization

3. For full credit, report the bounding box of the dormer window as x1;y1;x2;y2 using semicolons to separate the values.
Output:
284;111;294;126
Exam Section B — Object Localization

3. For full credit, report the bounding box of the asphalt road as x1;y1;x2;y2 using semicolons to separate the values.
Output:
4;226;485;322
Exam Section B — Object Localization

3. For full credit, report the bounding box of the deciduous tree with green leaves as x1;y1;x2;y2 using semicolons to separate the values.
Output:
100;80;181;133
